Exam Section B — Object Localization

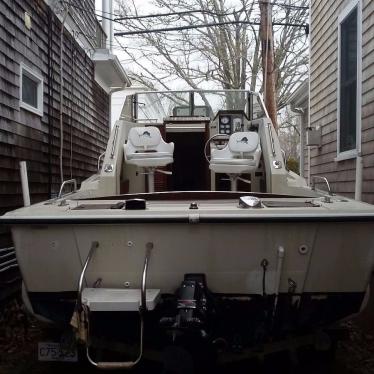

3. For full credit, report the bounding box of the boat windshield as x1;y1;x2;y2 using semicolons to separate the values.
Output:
132;90;266;123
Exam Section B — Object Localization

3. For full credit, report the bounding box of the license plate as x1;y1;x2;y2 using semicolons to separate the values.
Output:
38;342;78;362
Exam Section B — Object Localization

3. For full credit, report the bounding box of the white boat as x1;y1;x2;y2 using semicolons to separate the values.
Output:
2;89;374;369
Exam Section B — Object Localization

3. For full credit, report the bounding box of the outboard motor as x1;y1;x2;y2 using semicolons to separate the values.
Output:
160;274;215;371
160;274;212;339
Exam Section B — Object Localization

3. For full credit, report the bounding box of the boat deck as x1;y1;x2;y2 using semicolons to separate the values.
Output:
3;193;374;223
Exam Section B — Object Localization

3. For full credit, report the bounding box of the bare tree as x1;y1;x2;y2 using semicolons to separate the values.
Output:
278;107;302;172
273;3;309;108
115;0;308;109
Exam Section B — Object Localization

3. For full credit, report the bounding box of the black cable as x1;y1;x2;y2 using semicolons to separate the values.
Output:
63;1;308;25
259;1;309;10
114;8;246;21
114;20;308;36
62;1;308;39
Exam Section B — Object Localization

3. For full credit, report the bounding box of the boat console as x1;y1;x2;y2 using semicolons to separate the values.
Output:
113;90;276;195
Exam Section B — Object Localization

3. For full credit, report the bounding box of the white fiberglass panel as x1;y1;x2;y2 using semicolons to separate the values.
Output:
11;221;374;295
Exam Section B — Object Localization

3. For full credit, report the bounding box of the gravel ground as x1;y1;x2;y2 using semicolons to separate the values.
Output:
1;298;374;374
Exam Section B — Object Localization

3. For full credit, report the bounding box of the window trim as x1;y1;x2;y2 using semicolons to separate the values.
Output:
336;0;362;161
19;62;44;117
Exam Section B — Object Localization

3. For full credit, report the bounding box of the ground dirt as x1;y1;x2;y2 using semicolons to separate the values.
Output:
1;297;374;374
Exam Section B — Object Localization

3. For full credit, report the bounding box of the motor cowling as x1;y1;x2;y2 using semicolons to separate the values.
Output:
160;274;211;336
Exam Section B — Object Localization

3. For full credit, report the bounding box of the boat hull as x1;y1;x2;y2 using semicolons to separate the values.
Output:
11;219;374;326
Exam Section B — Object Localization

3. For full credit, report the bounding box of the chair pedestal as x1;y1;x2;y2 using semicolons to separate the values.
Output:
229;174;238;192
146;168;155;193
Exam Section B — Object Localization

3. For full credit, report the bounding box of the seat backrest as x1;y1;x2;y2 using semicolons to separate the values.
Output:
228;132;259;154
127;126;162;152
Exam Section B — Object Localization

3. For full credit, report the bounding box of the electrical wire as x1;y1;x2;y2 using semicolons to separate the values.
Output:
259;1;309;10
114;7;246;21
114;20;308;36
60;1;309;42
63;1;308;26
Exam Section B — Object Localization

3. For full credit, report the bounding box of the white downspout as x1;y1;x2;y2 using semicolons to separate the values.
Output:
20;161;31;207
102;0;113;51
299;114;305;177
102;0;114;127
109;0;113;53
355;155;363;201
308;148;311;186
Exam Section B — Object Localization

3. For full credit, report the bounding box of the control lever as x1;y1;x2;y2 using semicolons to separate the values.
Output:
221;177;250;184
156;169;172;175
237;177;251;184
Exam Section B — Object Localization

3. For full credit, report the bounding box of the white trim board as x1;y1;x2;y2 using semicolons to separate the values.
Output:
19;62;44;117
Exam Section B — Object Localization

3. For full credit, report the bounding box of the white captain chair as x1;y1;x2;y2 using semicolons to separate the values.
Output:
209;131;261;191
124;126;174;192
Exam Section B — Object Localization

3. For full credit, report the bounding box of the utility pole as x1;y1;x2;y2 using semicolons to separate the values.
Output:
260;0;278;130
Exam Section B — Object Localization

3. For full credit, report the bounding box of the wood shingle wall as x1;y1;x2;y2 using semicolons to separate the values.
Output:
0;0;110;246
310;0;374;203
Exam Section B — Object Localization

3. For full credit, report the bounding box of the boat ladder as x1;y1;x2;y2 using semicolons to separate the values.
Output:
77;241;159;369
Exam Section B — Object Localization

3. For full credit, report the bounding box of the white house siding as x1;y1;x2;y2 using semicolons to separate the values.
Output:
310;0;374;203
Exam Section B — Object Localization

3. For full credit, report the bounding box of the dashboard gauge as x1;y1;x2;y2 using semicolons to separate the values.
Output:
220;116;230;124
233;117;242;126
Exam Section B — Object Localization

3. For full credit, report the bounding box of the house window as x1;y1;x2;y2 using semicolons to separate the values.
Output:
19;63;43;116
337;0;362;159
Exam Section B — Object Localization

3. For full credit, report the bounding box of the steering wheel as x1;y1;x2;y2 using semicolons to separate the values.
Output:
204;133;230;163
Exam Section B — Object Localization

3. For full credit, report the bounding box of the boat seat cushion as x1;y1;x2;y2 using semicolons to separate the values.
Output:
128;127;162;149
228;132;259;153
